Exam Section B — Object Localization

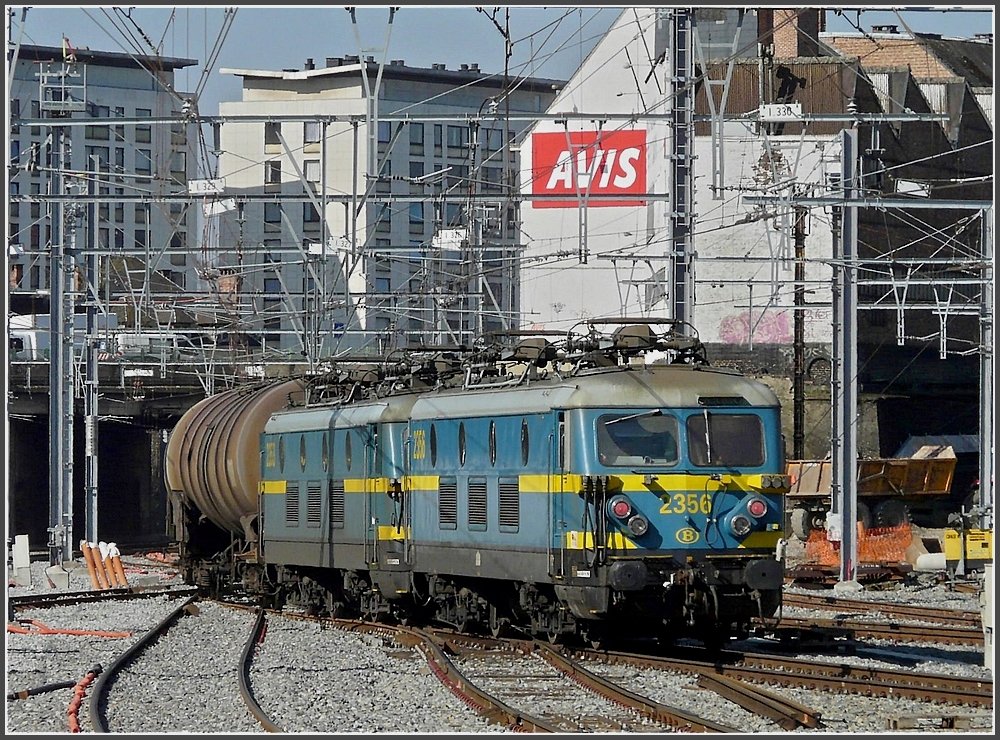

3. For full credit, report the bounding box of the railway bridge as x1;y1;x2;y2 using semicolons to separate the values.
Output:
7;357;307;551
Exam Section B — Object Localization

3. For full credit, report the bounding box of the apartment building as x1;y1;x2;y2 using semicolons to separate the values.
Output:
214;56;560;356
8;44;198;322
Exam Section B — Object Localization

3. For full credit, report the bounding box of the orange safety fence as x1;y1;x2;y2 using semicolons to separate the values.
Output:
804;522;913;567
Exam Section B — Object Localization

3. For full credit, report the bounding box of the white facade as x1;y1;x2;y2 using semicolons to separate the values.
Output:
519;9;837;350
215;59;559;357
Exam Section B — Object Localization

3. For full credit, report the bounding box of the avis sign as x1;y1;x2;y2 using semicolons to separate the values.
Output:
531;130;646;208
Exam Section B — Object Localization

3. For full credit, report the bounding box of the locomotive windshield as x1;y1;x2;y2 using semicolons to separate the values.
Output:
597;411;679;466
686;412;764;467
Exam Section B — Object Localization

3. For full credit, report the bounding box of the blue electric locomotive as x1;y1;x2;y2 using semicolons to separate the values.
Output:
165;320;788;645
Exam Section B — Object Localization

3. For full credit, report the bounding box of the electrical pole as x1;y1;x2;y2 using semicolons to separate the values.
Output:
84;154;100;542
832;126;860;592
667;8;695;326
792;206;807;458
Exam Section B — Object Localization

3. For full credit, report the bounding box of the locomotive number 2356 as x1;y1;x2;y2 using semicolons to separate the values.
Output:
660;493;713;515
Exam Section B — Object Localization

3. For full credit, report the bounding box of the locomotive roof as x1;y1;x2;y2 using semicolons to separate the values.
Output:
410;364;779;420
264;394;418;433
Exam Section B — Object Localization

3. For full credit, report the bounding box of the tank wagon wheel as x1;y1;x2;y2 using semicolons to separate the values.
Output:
873;499;910;529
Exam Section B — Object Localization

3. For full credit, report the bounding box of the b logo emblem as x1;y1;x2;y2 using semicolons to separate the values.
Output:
676;527;700;544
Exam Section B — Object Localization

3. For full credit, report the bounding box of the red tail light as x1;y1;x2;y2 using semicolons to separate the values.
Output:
747;498;767;518
608;496;632;520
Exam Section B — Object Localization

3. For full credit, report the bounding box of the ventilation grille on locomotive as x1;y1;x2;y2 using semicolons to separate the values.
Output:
306;482;322;527
439;478;457;528
499;479;519;529
285;482;300;526
329;479;345;529
469;478;487;527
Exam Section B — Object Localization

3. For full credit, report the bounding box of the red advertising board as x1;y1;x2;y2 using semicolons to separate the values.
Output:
530;130;647;208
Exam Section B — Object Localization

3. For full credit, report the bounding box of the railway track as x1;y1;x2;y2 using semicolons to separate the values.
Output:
26;595;988;733
8;585;198;613
775;615;984;646
569;646;992;708
781;592;982;627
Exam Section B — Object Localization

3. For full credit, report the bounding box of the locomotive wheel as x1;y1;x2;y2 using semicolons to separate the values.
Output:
790;507;812;541
873;499;909;529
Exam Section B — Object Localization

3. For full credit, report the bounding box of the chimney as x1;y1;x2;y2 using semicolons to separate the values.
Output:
326;57;342;67
390;59;404;66
365;55;375;63
460;63;469;71
345;54;360;64
872;24;900;34
469;63;480;72
432;63;446;70
974;32;993;43
772;8;823;58
304;58;315;70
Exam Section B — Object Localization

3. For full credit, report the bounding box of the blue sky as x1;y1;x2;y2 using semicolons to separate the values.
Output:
8;5;995;115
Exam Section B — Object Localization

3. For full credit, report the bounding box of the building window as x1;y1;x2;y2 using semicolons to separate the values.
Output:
113;106;125;139
409;122;424;154
114;148;125;170
303;202;320;225
264;121;281;146
409;202;424;225
134;229;147;248
136;149;151;174
377;121;391;143
447;125;468;149
84;146;108;170
135;107;151;143
170;150;186;174
263;277;281;296
114;203;124;223
264;203;282;224
409;160;425;180
304;121;321;144
135;205;147;223
170;231;186;249
264;159;281;186
433;124;442;148
304;159;320;183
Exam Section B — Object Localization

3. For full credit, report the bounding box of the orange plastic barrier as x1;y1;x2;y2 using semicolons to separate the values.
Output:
804;522;913;566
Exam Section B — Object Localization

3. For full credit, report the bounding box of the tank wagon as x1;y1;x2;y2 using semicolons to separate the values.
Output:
165;319;789;646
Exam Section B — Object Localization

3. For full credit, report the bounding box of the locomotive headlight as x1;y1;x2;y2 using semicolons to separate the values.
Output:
627;514;649;537
608;495;633;520
729;514;752;537
746;497;768;518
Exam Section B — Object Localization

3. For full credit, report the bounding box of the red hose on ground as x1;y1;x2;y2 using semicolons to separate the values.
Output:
66;665;102;733
7;619;132;638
